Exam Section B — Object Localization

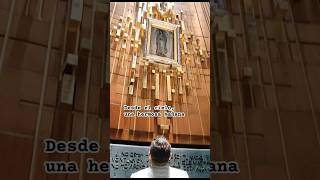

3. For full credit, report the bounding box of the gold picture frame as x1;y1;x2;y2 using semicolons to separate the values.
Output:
143;18;181;67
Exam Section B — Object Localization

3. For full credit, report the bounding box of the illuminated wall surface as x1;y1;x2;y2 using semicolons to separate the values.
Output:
110;2;211;145
109;3;211;178
110;144;210;178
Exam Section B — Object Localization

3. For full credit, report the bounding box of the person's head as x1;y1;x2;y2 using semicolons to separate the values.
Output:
149;136;171;166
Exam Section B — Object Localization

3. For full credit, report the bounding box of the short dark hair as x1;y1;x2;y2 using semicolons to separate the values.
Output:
150;136;171;164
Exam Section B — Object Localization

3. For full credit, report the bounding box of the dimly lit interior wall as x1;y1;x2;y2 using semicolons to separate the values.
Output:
212;0;320;179
0;0;107;179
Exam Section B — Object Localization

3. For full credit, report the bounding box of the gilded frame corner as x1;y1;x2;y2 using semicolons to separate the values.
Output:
143;18;181;67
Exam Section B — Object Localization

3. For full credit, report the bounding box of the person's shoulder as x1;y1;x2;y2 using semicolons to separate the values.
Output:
169;167;189;178
130;168;151;178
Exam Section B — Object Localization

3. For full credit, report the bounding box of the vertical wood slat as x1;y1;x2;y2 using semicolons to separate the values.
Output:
166;75;172;101
228;1;254;179
287;1;320;146
178;76;183;95
24;0;31;16
132;72;140;132
116;3;133;133
37;0;44;20
59;0;73;81
243;0;260;57
28;1;59;180
0;0;16;74
257;1;292;180
231;37;253;180
155;73;160;99
142;64;148;89
79;0;96;179
216;32;232;103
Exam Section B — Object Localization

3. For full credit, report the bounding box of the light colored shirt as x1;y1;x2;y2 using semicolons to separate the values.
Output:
130;164;189;178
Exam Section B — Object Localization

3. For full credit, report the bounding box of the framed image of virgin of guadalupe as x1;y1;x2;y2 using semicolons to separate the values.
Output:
143;18;181;67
